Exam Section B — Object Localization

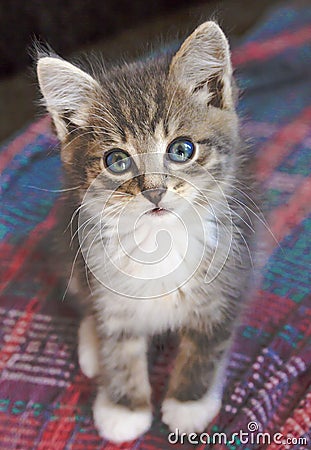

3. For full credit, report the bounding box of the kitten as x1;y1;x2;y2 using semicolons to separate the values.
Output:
37;21;256;443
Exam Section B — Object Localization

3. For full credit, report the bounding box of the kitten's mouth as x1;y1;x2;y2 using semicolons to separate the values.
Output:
147;207;169;216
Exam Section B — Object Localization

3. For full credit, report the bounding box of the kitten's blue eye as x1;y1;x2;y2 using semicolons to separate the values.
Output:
105;150;131;173
167;139;195;163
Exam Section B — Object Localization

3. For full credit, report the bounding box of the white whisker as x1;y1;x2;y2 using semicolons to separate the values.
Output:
25;185;81;193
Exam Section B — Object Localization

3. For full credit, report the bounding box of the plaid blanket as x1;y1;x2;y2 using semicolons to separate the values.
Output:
1;2;310;449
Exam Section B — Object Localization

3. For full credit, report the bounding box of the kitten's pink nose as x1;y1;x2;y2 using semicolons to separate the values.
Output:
142;188;167;206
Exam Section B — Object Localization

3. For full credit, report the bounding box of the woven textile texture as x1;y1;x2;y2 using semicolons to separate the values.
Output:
0;2;310;449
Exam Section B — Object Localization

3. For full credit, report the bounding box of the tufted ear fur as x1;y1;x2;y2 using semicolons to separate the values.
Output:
169;21;234;109
37;56;100;140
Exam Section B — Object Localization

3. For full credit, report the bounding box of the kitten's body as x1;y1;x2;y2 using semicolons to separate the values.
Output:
37;22;256;443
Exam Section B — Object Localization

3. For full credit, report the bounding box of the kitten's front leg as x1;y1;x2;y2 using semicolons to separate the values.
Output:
78;315;100;379
162;329;230;434
93;331;152;443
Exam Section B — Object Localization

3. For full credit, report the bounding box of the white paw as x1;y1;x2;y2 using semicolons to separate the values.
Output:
78;316;99;378
162;392;221;434
93;390;152;443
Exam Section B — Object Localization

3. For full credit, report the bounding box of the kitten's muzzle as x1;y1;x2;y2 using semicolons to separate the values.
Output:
142;187;167;207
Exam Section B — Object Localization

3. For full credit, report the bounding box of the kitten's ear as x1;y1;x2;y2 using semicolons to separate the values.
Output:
37;56;100;140
169;21;233;109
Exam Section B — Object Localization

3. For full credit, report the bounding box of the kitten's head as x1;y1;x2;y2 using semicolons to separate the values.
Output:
37;21;239;220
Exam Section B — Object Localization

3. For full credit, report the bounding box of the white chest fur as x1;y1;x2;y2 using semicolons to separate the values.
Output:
88;212;219;335
86;209;216;300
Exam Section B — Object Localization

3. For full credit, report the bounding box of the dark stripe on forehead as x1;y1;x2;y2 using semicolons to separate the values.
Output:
174;120;186;136
150;82;165;133
163;117;169;137
106;88;135;139
132;94;150;127
91;103;128;143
